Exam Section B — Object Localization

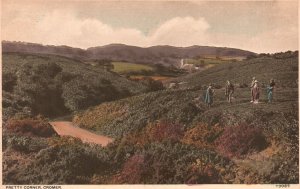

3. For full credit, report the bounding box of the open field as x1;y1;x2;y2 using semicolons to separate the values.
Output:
111;62;154;73
185;57;235;66
129;75;174;81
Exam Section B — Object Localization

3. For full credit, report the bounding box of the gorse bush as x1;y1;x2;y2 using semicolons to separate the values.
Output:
146;120;184;142
182;123;223;149
48;136;83;147
215;124;268;158
3;134;48;154
5;118;56;137
115;154;146;184
186;162;220;184
2;72;17;92
11;138;112;184
139;77;164;91
110;140;235;184
118;120;184;147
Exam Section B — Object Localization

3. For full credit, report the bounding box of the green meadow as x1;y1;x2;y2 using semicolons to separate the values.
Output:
112;62;154;73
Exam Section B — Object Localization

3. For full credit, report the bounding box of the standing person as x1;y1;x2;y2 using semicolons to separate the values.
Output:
252;80;260;104
225;80;234;103
205;83;214;108
267;79;275;103
250;77;256;102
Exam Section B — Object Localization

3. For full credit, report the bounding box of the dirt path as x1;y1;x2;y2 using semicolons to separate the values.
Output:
49;121;113;147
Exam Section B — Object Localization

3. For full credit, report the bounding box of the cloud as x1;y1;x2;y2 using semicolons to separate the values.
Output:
2;10;211;48
2;8;298;53
211;26;298;53
2;10;147;48
149;17;210;46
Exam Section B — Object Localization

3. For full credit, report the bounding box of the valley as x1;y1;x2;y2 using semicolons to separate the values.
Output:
2;43;298;184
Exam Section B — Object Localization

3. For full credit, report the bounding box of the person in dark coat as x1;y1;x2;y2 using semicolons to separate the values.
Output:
225;80;234;103
267;79;275;103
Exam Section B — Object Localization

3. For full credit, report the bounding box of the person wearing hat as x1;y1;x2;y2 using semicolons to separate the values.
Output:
205;83;214;108
252;80;260;104
225;80;234;103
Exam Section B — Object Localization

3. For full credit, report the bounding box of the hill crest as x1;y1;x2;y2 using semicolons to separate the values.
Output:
2;41;256;66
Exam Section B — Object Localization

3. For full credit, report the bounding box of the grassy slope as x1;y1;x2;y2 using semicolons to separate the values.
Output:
170;55;298;89
186;57;234;65
74;88;297;137
3;53;147;92
2;52;148;118
74;54;298;138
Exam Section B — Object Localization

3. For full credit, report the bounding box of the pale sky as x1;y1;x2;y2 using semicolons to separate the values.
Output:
1;0;298;53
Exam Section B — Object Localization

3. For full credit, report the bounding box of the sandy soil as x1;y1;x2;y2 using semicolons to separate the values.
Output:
49;121;113;147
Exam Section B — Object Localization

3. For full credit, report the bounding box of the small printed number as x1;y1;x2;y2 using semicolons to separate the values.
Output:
276;184;290;188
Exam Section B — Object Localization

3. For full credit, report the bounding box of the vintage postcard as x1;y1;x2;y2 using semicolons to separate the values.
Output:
1;0;299;188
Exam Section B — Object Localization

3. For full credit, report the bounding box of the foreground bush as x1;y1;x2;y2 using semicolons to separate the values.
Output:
146;120;184;142
215;124;268;158
139;77;164;91
111;142;234;184
9;137;112;184
114;154;146;184
182;123;223;149
5;118;56;137
3;134;48;154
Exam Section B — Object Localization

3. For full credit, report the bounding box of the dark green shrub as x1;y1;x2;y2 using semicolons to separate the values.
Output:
3;134;48;153
2;73;17;92
12;139;112;184
139;77;164;91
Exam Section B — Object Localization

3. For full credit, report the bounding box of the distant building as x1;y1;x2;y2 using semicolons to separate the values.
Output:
179;59;198;72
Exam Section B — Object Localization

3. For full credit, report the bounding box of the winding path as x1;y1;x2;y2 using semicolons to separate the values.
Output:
49;121;113;147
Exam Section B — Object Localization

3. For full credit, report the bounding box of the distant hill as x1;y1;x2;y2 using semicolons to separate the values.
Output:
2;41;88;60
2;41;256;66
2;52;148;119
